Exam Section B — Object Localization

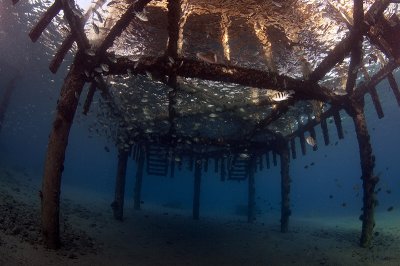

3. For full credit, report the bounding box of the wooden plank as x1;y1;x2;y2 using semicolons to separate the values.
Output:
333;111;344;139
299;132;306;155
320;118;330;145
369;87;384;118
387;73;400;106
309;127;318;151
290;138;296;159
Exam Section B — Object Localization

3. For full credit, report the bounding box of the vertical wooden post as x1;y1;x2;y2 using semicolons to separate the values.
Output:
280;144;291;233
247;157;256;223
41;55;86;249
220;157;226;181
272;150;277;166
0;74;18;133
112;149;129;220
193;158;202;220
347;102;378;248
320;118;330;145
134;145;145;210
299;132;307;155
265;151;270;169
333;111;344;139
290;138;296;159
309;127;318;151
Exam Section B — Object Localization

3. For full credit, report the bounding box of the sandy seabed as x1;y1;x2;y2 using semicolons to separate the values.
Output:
0;166;399;266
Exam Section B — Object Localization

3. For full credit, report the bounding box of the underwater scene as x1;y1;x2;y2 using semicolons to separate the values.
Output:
0;0;400;265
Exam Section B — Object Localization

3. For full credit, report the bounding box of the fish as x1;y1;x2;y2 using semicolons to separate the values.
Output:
92;22;99;34
239;153;250;159
100;64;109;72
269;91;294;102
104;146;110;152
305;136;316;147
93;9;103;23
135;11;148;22
196;52;218;64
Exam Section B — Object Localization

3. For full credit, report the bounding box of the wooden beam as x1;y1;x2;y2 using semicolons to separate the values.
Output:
49;0;106;73
134;146;145;210
309;0;392;82
0;74;18;133
369;87;384;118
387;73;400;106
247;157;256;223
97;0;152;55
299;132;306;155
60;0;90;50
106;56;342;104
41;54;86;249
29;0;62;42
193;158;202;220
333;110;344;139
347;103;378;248
309;126;318;151
320;117;330;145
345;0;363;94
82;82;97;115
279;145;290;233
290;138;296;159
112;149;129;220
353;60;399;99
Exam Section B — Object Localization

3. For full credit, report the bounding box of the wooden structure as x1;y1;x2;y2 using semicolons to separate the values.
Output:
8;0;400;249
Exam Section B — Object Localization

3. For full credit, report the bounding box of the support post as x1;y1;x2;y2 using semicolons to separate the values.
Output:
320;118;330;145
41;55;86;249
290;138;296;159
347;101;378;248
0;74;18;133
193;158;202;220
279;144;291;233
134;146;145;210
247;157;256;223
333;111;344;139
112;149;129;220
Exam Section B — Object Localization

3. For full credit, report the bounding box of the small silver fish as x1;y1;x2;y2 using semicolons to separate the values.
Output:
196;52;218;64
135;11;148;22
239;153;250;159
270;91;294;102
100;63;109;72
306;136;317;147
92;22;99;34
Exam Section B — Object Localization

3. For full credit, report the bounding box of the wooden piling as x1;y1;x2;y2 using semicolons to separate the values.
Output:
169;156;175;178
309;127;318;151
369;88;384;118
272;150;277;166
193;158;202;220
347;102;378;248
320;118;330;145
112;149;129;220
220;157;226;181
279;145;291;233
247;157;256;223
134;146;145;210
265;151;270;169
333;111;344;139
299;132;306;155
41;55;86;249
0;75;18;133
290;138;296;159
387;73;400;106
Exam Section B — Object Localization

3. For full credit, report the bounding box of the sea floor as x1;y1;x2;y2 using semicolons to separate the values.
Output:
0;165;399;266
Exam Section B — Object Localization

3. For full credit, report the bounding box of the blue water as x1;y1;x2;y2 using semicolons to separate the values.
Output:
1;2;400;265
